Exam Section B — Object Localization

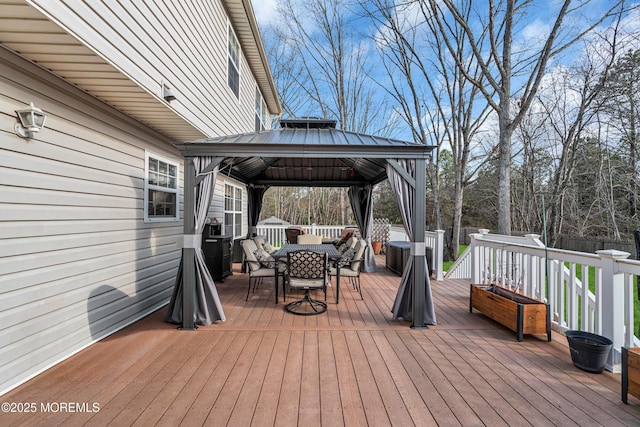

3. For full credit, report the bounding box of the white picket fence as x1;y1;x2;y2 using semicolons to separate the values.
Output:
445;229;640;372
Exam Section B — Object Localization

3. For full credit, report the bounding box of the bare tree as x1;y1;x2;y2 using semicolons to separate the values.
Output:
274;0;396;136
361;0;491;258
259;0;404;224
260;25;309;122
515;12;625;244
601;49;640;221
429;0;626;235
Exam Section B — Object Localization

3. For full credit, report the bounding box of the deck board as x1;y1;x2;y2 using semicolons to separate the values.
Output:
3;258;640;426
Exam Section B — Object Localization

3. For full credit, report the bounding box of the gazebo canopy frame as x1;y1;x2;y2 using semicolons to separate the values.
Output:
169;121;436;330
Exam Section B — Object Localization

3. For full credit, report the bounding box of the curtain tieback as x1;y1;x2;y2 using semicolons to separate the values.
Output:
410;242;425;256
183;234;202;249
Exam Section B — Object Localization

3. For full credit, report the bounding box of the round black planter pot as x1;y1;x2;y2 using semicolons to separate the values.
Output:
566;330;613;373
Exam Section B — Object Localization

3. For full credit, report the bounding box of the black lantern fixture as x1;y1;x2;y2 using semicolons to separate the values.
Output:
15;102;47;138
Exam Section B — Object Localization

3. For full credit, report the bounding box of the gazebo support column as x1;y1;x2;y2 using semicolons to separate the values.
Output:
411;158;427;329
181;156;196;330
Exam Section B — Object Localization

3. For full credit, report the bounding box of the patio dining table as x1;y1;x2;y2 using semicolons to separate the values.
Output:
272;243;343;304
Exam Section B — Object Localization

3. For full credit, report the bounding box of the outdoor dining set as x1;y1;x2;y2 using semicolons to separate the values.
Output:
240;229;366;315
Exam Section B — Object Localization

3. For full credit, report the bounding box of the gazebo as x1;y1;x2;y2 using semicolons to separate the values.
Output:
166;118;437;330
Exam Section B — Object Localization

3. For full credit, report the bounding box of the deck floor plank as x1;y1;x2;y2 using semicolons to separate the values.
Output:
384;330;461;426
225;331;278;427
181;331;252;426
331;331;369;426
450;329;547;426
250;331;290;426
357;331;415;426
275;330;304;426
154;331;240;426
343;330;390;426
2;259;639;426
317;330;344;427
298;331;322;427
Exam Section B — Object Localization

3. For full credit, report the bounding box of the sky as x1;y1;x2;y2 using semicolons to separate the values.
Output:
251;0;279;26
249;0;640;148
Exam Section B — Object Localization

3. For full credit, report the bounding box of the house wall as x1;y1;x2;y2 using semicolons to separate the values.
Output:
28;0;267;136
0;0;267;395
0;49;184;395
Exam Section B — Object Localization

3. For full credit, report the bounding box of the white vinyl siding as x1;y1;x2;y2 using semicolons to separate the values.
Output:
28;0;261;136
0;49;182;395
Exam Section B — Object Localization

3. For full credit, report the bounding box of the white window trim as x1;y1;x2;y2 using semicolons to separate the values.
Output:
227;21;241;100
144;151;180;223
255;86;269;131
224;181;243;238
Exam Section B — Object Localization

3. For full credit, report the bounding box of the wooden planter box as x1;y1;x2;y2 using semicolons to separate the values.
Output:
623;347;640;404
470;284;551;342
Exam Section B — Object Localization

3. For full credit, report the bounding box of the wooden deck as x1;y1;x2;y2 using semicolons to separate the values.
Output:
3;258;640;426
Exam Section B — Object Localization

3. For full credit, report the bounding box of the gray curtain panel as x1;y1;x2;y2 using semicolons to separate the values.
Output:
348;185;377;273
247;184;269;237
386;159;436;324
166;158;225;325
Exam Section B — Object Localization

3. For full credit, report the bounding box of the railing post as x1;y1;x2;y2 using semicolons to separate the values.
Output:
469;233;484;284
597;249;630;373
434;230;445;280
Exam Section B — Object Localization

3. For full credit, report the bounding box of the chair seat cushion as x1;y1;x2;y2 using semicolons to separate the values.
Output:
330;267;358;277
250;267;276;277
288;277;325;289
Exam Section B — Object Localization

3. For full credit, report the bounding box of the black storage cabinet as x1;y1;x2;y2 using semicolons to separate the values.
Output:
201;227;232;281
386;241;433;277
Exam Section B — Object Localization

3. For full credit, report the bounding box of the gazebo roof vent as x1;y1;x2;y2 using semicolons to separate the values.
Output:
280;117;337;129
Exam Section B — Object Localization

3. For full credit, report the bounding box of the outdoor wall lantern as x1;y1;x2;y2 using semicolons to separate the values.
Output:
15;102;47;139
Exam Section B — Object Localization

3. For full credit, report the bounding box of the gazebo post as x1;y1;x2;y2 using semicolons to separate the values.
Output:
411;157;427;329
181;156;196;330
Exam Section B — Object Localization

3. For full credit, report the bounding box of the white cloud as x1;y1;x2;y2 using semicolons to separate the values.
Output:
521;19;551;42
251;0;280;26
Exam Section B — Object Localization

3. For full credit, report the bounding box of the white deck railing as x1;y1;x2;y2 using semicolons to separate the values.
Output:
256;224;445;280
256;224;345;246
445;230;639;372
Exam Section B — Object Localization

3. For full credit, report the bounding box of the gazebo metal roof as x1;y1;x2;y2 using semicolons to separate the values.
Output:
173;122;433;187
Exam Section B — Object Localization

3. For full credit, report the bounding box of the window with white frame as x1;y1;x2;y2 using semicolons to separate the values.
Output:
144;152;179;222
255;87;268;131
228;24;240;98
224;183;243;238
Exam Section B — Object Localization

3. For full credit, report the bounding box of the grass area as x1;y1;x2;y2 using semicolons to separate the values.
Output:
443;245;467;272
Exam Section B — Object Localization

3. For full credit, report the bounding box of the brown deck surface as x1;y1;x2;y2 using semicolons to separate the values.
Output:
3;257;640;426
